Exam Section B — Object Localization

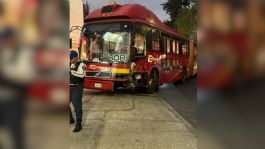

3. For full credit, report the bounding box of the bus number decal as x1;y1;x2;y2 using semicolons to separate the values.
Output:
109;54;126;62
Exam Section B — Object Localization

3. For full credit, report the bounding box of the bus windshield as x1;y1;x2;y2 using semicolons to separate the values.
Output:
84;22;132;64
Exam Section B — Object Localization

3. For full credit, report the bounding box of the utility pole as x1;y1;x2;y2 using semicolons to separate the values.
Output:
82;0;89;22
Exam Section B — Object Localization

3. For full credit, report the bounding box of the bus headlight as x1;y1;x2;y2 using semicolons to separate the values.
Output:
135;74;142;80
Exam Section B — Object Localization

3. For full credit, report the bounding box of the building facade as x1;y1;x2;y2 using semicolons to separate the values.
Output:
69;0;84;50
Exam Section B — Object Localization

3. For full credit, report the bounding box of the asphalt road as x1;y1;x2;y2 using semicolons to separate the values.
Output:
158;77;197;128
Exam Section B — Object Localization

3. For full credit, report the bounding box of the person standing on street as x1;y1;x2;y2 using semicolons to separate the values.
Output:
69;50;86;133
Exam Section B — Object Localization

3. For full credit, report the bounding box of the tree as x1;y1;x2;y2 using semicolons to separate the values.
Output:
161;0;182;27
163;20;174;27
162;0;197;40
174;4;197;39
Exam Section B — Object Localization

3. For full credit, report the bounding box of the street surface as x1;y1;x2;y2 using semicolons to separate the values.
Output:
159;77;197;128
70;78;197;149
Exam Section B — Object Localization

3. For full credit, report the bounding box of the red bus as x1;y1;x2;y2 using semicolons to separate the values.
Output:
79;3;196;93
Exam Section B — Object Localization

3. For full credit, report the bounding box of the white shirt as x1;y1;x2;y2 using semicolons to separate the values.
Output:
70;62;86;78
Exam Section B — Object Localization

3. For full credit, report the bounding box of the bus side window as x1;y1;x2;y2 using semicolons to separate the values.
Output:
161;34;171;69
161;35;170;53
179;41;182;55
172;40;178;70
146;26;152;50
152;28;160;51
176;40;180;55
161;58;167;69
182;45;186;55
167;59;171;69
160;35;166;69
182;42;189;55
166;36;171;69
163;35;167;52
172;39;176;54
173;60;178;69
166;37;170;53
178;40;189;55
134;33;146;55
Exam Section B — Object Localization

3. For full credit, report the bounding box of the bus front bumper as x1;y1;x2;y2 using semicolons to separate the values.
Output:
84;78;129;91
84;79;114;91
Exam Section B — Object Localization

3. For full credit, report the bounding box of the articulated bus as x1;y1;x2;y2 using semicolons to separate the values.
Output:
79;3;196;93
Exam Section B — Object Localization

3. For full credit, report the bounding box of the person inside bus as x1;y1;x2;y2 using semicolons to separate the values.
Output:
130;40;145;62
134;33;145;56
89;34;101;60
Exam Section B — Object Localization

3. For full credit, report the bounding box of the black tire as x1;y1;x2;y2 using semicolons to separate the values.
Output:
146;70;159;94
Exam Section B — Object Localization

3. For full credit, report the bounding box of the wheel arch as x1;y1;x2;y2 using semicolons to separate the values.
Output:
149;67;159;77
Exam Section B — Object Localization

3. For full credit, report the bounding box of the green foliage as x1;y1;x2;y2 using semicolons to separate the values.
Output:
161;0;182;25
174;8;197;39
163;20;174;27
162;0;197;40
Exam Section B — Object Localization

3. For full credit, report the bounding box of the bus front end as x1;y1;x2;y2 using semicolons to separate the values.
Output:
80;22;132;91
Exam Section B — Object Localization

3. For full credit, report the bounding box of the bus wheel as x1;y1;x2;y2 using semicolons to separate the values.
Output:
181;68;187;84
146;70;159;94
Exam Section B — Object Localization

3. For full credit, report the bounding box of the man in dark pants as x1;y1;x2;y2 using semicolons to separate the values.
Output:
69;50;86;133
0;9;27;147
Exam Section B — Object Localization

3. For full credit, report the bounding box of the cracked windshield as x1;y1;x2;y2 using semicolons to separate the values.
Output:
84;22;131;63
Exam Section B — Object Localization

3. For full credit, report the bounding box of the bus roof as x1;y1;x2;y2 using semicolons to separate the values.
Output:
85;3;188;40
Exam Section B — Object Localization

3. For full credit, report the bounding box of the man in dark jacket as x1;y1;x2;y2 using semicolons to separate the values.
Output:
69;50;86;133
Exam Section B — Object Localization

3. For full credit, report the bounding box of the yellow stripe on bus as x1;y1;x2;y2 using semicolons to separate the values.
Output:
112;68;130;74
